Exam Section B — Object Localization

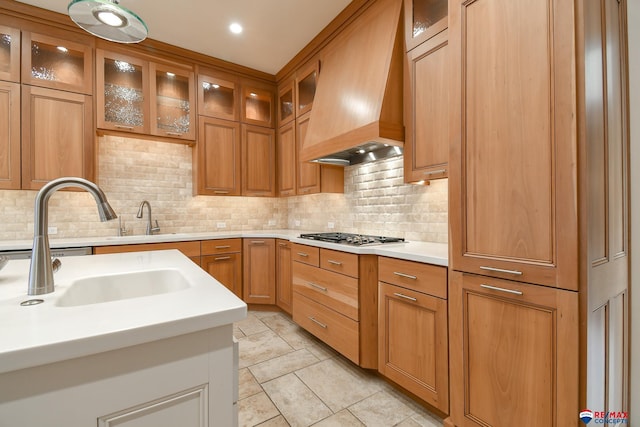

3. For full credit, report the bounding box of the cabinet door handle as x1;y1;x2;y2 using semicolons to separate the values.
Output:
423;169;446;176
393;292;418;302
251;240;265;245
297;252;309;257
214;256;231;261
165;131;183;136
327;260;342;266
480;284;524;296
480;266;523;276
393;272;417;280
115;125;134;130
215;245;231;249
214;190;230;194
307;282;327;292
278;243;288;247
308;316;327;329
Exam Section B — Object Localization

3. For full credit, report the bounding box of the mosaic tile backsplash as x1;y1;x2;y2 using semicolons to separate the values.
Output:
0;135;447;243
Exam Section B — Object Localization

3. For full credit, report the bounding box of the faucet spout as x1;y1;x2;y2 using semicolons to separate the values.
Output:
136;200;160;235
28;177;117;296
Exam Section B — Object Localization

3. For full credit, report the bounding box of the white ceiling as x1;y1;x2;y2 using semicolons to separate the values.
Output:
16;0;352;75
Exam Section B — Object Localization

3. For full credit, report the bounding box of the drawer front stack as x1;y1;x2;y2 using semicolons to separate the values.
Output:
292;243;361;365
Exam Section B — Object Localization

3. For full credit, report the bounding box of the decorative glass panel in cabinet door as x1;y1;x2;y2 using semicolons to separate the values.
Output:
201;78;235;119
155;71;191;135
30;40;85;88
245;90;271;124
103;58;144;127
297;71;316;113
0;27;20;81
412;0;447;39
279;87;293;122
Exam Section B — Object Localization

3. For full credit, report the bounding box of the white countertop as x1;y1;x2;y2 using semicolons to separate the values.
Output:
0;250;247;375
0;229;448;266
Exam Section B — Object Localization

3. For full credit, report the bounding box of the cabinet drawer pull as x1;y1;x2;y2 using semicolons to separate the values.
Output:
251;240;265;245
278;243;288;247
393;271;417;280
480;266;523;276
165;131;183;136
214;256;231;261
215;245;231;249
115;125;134;130
423;169;446;176
297;252;309;257
214;190;230;194
480;284;524;296
393;292;418;302
327;260;342;266
307;282;328;292
308;316;327;328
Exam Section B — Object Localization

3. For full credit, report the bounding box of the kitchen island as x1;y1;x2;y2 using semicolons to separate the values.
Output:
0;250;246;427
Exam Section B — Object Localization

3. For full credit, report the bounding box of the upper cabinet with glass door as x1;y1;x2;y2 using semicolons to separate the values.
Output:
241;81;274;128
0;25;20;83
197;71;239;121
295;60;318;117
404;0;447;51
150;62;195;141
96;49;148;134
278;78;294;125
22;31;93;94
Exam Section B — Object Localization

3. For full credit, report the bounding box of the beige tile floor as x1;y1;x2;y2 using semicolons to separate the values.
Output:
235;310;444;427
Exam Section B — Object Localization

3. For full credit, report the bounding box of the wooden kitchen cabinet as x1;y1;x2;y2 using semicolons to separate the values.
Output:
292;244;378;368
295;60;318;117
448;0;578;290
0;81;20;189
0;25;20;83
448;271;578;427
96;49;149;135
243;238;276;304
22;31;93;95
194;116;241;196
276;239;293;315
241;82;274;127
378;257;448;413
149;62;195;141
277;120;296;196
404;29;448;183
277;78;294;125
404;0;448;51
21;85;94;190
201;238;242;298
241;124;276;197
197;71;239;121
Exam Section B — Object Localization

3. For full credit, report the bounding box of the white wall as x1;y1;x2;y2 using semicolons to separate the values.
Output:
628;0;639;422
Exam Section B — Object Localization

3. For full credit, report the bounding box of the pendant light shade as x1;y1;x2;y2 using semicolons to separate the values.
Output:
68;0;148;43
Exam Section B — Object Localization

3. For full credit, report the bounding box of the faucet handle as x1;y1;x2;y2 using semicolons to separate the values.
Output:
151;220;161;234
52;258;62;273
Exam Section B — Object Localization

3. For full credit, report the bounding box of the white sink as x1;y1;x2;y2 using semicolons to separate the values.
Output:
55;269;190;307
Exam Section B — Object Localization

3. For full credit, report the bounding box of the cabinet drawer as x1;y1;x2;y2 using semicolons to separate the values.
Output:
320;249;358;278
292;243;320;266
378;257;447;299
201;238;241;255
293;262;358;320
293;293;359;364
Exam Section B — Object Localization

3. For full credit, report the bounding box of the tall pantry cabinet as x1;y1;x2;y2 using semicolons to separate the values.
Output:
446;0;629;426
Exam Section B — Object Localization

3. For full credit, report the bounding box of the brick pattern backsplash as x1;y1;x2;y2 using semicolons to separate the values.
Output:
0;136;447;243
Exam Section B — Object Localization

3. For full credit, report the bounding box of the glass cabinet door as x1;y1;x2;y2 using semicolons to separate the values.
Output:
296;61;318;117
241;84;274;127
22;31;93;94
278;80;294;125
197;73;238;121
404;0;448;51
150;63;195;140
0;25;20;83
96;49;149;134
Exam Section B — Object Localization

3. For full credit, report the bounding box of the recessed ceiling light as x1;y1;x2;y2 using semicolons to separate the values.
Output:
229;22;243;34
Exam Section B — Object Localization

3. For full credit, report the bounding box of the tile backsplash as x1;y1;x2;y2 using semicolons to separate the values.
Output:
0;135;447;243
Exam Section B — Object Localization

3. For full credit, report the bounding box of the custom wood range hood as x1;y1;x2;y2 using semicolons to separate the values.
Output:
299;0;404;166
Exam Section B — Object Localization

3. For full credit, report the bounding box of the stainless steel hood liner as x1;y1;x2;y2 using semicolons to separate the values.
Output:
312;142;403;166
300;0;404;166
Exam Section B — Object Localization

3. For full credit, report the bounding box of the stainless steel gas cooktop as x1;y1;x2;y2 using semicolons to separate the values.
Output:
298;232;405;246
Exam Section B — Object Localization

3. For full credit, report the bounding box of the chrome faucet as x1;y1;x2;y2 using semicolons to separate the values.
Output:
136;200;160;235
28;177;117;296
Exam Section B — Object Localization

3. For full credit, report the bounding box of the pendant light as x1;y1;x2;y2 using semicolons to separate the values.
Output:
68;0;148;43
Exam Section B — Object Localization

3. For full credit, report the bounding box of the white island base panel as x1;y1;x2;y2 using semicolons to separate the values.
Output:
0;325;237;427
